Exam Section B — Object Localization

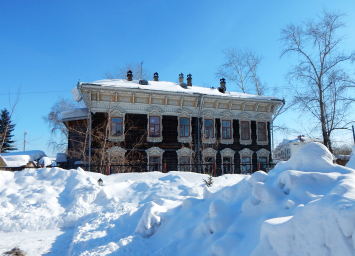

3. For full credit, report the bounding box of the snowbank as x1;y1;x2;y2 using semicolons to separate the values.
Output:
346;146;355;169
1;143;355;255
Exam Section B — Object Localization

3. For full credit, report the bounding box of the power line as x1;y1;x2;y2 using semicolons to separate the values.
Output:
0;90;71;96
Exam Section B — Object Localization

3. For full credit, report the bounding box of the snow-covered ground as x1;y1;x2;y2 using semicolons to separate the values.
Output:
1;143;355;255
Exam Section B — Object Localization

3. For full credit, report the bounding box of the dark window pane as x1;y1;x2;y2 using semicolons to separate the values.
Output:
258;122;267;141
180;118;189;125
205;120;213;127
241;121;250;140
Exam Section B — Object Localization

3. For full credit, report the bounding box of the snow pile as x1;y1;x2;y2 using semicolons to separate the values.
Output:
346;146;355;169
1;143;355;255
1;150;46;167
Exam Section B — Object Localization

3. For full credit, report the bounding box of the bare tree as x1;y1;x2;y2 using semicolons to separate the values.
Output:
280;9;355;152
104;62;150;80
216;48;265;95
43;98;78;152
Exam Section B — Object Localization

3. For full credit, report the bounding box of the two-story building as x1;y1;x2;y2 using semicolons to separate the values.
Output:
62;71;283;175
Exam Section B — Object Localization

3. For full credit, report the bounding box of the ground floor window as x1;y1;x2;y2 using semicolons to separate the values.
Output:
179;156;190;172
149;156;160;171
204;157;214;174
259;157;267;171
223;157;232;174
242;156;251;174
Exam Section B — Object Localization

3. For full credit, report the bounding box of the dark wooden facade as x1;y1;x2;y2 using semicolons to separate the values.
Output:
67;112;272;175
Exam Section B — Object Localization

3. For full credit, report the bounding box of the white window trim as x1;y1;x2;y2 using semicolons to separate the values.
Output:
146;106;164;143
177;108;192;143
219;111;234;145
202;148;217;163
256;148;270;163
255;114;270;146
202;110;216;144
221;148;235;174
108;110;125;142
237;112;252;145
146;147;165;172
176;147;193;171
239;148;254;174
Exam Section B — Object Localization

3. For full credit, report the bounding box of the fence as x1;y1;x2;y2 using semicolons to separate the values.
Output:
1;163;276;176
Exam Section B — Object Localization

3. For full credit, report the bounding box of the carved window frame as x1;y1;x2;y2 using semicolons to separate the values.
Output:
107;146;126;173
176;147;193;171
202;110;216;144
239;148;254;174
256;148;270;164
220;148;235;174
219;111;234;144
237;112;252;145
202;148;217;174
108;110;125;142
146;107;163;143
146;147;165;172
177;108;192;143
255;114;270;146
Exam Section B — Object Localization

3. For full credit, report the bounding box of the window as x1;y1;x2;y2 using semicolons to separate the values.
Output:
204;119;214;138
180;156;190;172
259;157;267;171
223;157;232;174
180;118;190;137
149;156;160;171
241;121;250;140
149;116;160;137
242;157;251;174
111;117;123;136
204;157;214;174
257;122;267;141
222;120;231;139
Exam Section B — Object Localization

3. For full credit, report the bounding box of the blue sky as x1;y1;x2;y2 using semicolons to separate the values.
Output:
1;0;354;157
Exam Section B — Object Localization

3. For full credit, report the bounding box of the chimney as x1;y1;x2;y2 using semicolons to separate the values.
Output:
218;78;226;93
127;70;133;81
179;73;184;83
187;74;192;87
153;72;159;81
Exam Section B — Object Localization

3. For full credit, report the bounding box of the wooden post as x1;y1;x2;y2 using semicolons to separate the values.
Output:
163;162;166;173
257;163;260;172
214;162;217;177
106;163;110;175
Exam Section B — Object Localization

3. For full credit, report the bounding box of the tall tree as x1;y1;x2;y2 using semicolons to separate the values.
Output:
0;108;17;153
216;48;265;95
280;9;355;152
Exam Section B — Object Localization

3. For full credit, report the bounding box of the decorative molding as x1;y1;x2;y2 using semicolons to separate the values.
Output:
107;146;126;164
239;148;253;174
204;102;214;108
256;148;270;159
146;147;165;172
245;105;254;111
176;147;193;171
136;97;147;104
202;148;218;160
202;110;216;144
108;110;125;142
221;148;235;174
101;95;114;102
169;99;179;106
219;111;234;145
236;112;252;120
152;98;163;104
219;103;228;109
255;113;271;121
146;106;163;142
177;108;192;143
183;101;194;107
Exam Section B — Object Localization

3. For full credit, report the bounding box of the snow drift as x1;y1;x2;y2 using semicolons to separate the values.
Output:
1;142;355;255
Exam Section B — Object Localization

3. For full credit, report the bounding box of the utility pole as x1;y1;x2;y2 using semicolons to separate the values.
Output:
140;62;143;80
24;131;27;151
352;125;355;145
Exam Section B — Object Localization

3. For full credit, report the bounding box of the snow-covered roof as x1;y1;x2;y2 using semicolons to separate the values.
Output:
78;79;282;101
61;108;88;121
276;136;318;148
1;150;46;167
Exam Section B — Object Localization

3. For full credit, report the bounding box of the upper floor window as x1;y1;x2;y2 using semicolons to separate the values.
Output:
257;122;267;141
111;117;123;136
241;121;250;140
204;119;214;138
222;120;231;139
149;116;160;137
180;117;190;137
